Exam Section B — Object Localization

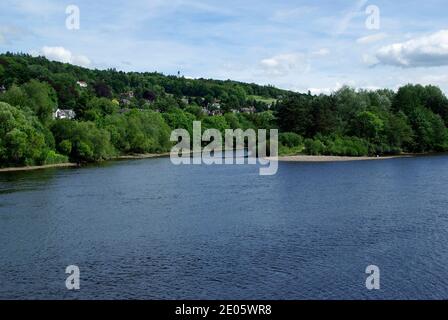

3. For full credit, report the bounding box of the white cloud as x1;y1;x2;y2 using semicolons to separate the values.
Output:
38;46;91;67
362;53;379;66
308;83;343;95
260;53;309;76
336;0;368;34
357;33;387;44
376;30;448;67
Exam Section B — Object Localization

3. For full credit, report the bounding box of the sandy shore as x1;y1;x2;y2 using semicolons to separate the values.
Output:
0;153;416;172
0;163;79;173
116;153;170;160
276;154;412;162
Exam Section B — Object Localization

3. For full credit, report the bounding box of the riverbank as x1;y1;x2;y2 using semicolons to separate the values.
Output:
276;154;414;162
0;162;79;173
0;153;170;173
116;153;170;160
0;152;428;173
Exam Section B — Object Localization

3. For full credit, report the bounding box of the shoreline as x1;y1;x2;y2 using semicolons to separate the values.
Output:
0;152;440;173
276;154;414;162
115;152;171;160
0;162;79;173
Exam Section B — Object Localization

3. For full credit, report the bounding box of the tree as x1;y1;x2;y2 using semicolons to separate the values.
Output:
350;111;384;142
385;112;413;150
50;73;79;109
310;95;337;135
0;102;48;166
408;107;448;152
94;81;113;98
276;95;312;136
21;80;57;123
86;97;118;118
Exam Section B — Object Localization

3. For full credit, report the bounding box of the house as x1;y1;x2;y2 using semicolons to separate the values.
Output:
120;98;131;106
210;102;221;109
0;85;6;93
53;109;76;120
241;106;256;114
124;91;134;98
76;81;88;88
181;97;189;104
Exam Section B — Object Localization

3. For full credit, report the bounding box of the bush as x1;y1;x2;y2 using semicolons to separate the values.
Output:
44;150;68;165
279;132;303;148
304;138;325;155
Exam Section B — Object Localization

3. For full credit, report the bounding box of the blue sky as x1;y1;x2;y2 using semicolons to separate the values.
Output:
1;0;448;93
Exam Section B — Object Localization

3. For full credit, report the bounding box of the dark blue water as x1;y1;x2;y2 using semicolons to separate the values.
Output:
1;156;448;300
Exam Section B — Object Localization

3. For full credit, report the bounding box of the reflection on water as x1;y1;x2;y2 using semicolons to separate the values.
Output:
1;155;448;299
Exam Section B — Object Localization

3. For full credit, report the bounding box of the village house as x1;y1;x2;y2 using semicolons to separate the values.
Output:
181;97;189;105
53;109;76;120
76;81;88;88
209;99;222;110
120;98;131;106
124;91;134;98
241;106;256;114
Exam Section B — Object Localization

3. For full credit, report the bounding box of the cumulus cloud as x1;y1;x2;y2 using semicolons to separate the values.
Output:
357;33;387;45
260;53;309;76
308;83;343;95
376;30;448;68
38;46;91;67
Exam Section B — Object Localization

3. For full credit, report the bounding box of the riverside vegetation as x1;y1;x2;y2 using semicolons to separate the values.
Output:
1;52;448;168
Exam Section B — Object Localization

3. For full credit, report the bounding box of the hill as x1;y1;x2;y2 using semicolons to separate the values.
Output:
1;52;448;167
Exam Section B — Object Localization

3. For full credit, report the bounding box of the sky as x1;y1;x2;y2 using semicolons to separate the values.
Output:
1;0;448;94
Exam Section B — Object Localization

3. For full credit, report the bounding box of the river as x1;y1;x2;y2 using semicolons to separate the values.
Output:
1;155;448;299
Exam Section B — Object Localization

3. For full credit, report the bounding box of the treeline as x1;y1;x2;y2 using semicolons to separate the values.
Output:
0;52;285;114
276;85;448;156
1;52;448;167
0;53;278;167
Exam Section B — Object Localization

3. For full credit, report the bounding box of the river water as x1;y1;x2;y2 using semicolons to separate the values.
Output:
1;155;448;299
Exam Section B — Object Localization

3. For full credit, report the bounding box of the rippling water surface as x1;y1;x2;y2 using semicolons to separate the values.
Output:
1;156;448;299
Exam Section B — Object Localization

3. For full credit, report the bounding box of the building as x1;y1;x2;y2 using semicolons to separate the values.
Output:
181;97;189;105
120;98;131;106
241;106;256;114
0;85;6;93
53;109;76;120
124;91;134;98
76;81;88;88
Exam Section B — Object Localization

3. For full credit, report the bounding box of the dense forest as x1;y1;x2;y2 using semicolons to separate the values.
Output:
1;52;448;167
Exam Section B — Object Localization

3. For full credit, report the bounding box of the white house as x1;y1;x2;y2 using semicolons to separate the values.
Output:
76;81;88;88
53;109;76;120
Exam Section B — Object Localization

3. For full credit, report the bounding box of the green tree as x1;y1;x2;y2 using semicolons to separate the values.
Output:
0;102;48;166
350;111;384;142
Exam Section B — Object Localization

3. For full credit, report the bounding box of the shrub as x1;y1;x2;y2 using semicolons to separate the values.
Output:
44;150;68;165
